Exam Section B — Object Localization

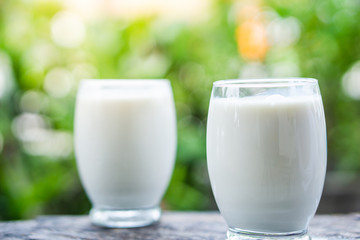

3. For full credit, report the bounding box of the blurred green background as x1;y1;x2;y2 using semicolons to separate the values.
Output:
0;0;360;220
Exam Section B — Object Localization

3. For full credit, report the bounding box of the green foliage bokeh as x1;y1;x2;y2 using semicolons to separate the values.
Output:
0;0;359;219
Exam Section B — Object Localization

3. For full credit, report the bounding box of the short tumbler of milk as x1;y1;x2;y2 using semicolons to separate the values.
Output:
74;79;176;228
207;79;326;240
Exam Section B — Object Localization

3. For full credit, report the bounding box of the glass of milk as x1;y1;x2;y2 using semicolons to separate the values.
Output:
207;78;326;240
74;79;176;228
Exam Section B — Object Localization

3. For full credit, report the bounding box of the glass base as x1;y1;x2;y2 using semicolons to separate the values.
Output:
227;228;311;240
90;206;161;228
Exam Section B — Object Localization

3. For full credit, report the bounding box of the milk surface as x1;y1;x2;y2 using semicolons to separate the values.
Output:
207;94;326;233
75;80;176;209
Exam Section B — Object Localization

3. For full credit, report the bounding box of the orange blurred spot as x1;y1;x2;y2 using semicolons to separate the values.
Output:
236;19;268;61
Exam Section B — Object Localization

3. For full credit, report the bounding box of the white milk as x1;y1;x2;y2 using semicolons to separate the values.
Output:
207;94;326;233
75;80;176;209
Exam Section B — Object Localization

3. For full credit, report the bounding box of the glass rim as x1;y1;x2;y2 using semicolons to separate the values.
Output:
213;78;318;88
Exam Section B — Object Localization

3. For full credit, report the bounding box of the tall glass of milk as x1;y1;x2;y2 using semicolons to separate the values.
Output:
207;78;326;240
74;79;176;228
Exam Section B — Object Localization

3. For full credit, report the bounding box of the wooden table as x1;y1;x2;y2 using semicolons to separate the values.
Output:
0;212;359;239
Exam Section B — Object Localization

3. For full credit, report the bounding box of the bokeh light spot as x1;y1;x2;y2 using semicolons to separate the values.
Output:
267;17;301;47
240;62;268;79
23;131;73;159
51;11;86;48
20;90;48;113
236;19;268;61
71;63;98;82
342;62;360;99
0;52;14;99
270;61;300;77
44;68;74;98
12;113;48;142
11;113;72;159
22;42;59;71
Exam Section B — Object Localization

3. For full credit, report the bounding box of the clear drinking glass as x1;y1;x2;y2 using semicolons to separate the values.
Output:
207;78;327;240
74;79;176;228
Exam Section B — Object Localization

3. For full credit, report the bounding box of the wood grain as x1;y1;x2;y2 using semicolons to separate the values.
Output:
0;212;359;239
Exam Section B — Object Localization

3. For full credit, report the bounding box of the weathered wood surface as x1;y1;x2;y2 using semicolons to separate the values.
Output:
0;212;359;240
